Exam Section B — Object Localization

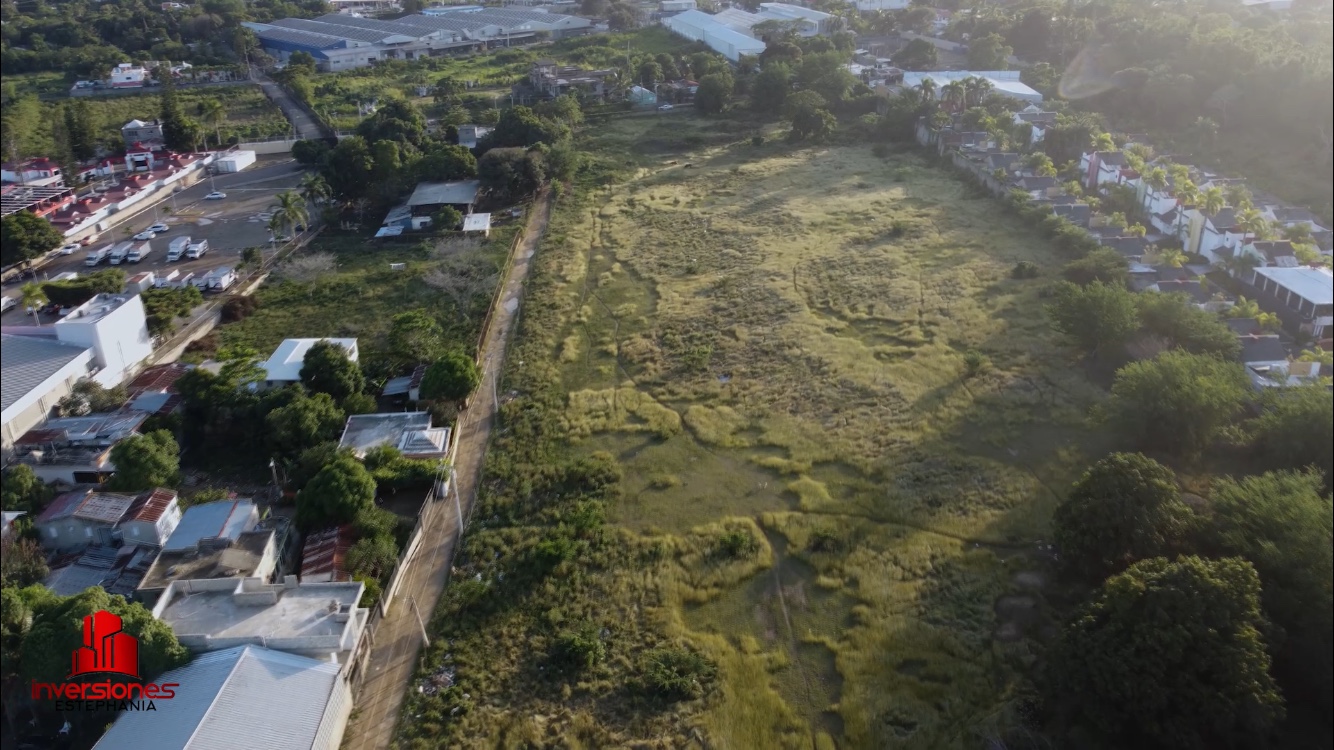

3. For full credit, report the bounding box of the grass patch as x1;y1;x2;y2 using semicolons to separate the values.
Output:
405;113;1108;748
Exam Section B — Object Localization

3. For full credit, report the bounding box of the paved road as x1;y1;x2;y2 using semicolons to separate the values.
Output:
342;191;553;750
255;71;325;141
1;160;308;324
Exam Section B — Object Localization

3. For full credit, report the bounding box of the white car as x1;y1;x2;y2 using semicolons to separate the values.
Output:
205;191;227;200
658;103;674;111
133;230;157;240
58;243;80;255
148;223;170;233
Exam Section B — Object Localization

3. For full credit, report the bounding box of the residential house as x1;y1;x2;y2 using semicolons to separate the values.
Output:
123;362;192;416
406;180;480;218
1099;235;1152;260
1184;206;1241;263
92;645;354;750
1;334;96;457
1225;317;1267;336
33;490;140;552
10;411;147;485
44;544;158;597
121;119;165;149
1237;333;1289;370
119;488;184;546
1080;150;1125;190
1241;240;1299;270
108;63;149;88
137;498;275;605
457;124;493;149
382;363;428;402
1012;175;1058;199
1152;278;1234;312
1;157;65;187
526;60;613;99
1011;108;1058;144
337;411;451;461
259;338;359;390
152;575;369;666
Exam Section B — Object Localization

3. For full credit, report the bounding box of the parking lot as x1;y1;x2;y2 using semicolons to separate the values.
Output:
2;159;309;325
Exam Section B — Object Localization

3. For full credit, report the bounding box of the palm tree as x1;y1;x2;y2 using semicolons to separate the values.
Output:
1201;187;1225;217
201;99;226;149
1144;167;1168;192
20;283;47;326
272;190;309;238
1174;181;1199;238
1224;183;1252;209
1091;132;1115;152
962;76;992;108
1235;207;1269;241
916;77;937;104
1157;248;1188;268
300;173;331;207
1282;222;1312;244
1125;223;1147;237
940;80;965;111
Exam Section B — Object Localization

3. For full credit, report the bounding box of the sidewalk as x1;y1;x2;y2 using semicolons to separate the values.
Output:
341;192;553;750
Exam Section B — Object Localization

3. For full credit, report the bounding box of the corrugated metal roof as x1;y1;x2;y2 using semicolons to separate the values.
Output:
93;645;343;750
72;492;138;524
126;488;178;523
163;499;256;552
300;525;355;581
1;333;92;415
271;16;411;43
36;490;92;524
407;180;480;207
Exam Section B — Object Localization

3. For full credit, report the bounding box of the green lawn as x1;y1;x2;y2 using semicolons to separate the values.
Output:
404;114;1113;749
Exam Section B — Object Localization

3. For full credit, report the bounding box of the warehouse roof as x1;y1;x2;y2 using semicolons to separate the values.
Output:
1;334;92;415
407;180;481;207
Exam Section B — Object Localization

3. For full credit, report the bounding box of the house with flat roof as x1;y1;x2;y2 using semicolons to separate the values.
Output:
338;411;451;460
93;644;354;750
1;333;95;457
137;498;275;604
153;575;368;664
259;338;359;389
53;293;154;388
10;411;147;485
44;543;159;597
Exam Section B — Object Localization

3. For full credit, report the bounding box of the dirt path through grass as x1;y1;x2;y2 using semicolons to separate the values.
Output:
344;191;552;750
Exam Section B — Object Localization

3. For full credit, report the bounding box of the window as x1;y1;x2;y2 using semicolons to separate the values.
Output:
85;527;94;538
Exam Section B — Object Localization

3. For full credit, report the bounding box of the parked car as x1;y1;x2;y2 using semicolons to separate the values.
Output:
80;234;100;246
58;244;80;255
658;103;674;111
133;230;157;241
273;234;292;243
147;223;170;233
205;191;227;200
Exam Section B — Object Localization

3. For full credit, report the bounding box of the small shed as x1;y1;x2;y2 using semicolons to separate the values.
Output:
462;212;492;237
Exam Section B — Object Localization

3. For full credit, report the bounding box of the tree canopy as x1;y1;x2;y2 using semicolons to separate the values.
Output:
1247;386;1334;486
1047;556;1283;749
299;341;365;404
296;457;377;531
265;391;346;459
1046;280;1139;355
1052;453;1197;581
1102;351;1251;457
0;211;64;267
106;430;181;491
419;351;482;404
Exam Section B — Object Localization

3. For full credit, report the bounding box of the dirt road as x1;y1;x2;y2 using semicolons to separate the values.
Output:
342;191;552;750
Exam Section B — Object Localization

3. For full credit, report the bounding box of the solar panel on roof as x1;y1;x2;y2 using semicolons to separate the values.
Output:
252;26;347;49
270;17;401;43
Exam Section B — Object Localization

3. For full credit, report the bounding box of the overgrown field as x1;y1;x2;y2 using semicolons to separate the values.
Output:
213;228;513;371
406;116;1113;749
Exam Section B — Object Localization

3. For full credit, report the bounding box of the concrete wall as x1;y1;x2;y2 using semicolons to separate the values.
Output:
312;675;354;750
237;139;298;155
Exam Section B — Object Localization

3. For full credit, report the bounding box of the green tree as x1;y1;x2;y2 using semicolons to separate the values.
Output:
64;100;99;161
1052;453;1197;581
1206;470;1333;704
1048;556;1283;749
295;457;376;530
1061;248;1128;287
894;38;938;71
1103;351;1250;457
346;535;399;579
1135;293;1240;359
487;106;565;149
1247;386;1333;485
200;98;226;147
1;465;52;513
106;430;181;491
1046;281;1139;355
694;72;733;115
1;211;63;266
19;283;46;327
157;71;199;152
321;135;376;202
266;391;347;459
273;190;309;238
416;144;477;182
299;341;363;403
0;538;49;589
752;63;792;114
788;97;836;142
387;310;445;366
966;33;1012;70
419;350;482;404
432;206;463;230
477;147;545;204
637;60;662;90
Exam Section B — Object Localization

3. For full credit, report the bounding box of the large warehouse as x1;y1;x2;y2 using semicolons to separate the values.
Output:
662;9;766;62
244;9;594;71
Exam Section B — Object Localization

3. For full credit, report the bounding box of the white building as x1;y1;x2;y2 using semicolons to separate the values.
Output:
663;10;767;62
1;157;65;187
338;411;451;461
660;0;697;11
54;293;154;388
108;63;149;88
1;334;96;456
756;3;836;35
902;70;1044;104
153;575;369;666
93;645;354;750
259;338;359;389
852;0;909;9
1251;266;1334;341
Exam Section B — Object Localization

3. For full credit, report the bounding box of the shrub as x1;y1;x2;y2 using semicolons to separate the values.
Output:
717;528;759;558
1011;261;1040;279
551;623;605;673
871;143;889;158
752;135;766;147
641;647;717;700
962;349;990;378
220;295;259;323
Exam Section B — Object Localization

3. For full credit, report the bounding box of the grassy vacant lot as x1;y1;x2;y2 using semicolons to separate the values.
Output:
214;227;514;366
407;114;1114;749
312;28;697;130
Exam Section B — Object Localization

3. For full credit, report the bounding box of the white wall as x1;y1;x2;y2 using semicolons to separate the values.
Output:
1;348;95;456
55;296;153;387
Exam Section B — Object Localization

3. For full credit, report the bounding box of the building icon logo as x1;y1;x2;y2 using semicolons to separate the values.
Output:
69;610;140;679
